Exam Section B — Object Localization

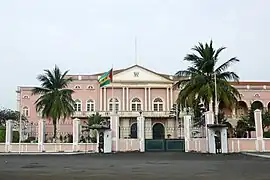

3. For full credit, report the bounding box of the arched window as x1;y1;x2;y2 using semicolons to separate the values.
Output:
86;99;95;111
22;106;29;117
131;98;142;111
153;98;163;111
23;95;29;99
75;99;82;111
74;85;81;89
130;123;138;138
109;98;120;112
87;85;94;89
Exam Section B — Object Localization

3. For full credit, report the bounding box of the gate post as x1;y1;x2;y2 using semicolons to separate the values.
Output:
38;119;46;152
72;118;80;152
254;109;264;151
184;115;191;152
110;114;120;152
5;120;13;152
137;115;145;152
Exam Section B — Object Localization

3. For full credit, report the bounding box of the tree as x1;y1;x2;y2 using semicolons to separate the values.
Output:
32;65;75;139
175;40;241;115
0;108;28;126
82;112;109;143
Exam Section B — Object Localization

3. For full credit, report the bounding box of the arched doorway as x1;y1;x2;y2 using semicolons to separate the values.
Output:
218;101;232;117
251;101;264;110
152;123;165;139
130;123;137;138
236;101;248;116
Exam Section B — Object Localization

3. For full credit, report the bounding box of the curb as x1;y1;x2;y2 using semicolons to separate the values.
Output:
0;152;95;156
242;152;270;158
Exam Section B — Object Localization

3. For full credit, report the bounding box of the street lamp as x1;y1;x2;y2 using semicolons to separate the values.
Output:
214;72;218;124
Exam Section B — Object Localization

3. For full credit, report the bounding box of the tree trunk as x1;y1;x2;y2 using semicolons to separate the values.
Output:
53;119;57;139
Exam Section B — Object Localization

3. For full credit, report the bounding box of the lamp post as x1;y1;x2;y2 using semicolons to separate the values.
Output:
214;72;218;124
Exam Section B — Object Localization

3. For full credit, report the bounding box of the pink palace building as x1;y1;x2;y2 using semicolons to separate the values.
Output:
16;65;270;139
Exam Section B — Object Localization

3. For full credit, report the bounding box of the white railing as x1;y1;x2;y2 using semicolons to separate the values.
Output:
0;143;98;153
72;111;172;118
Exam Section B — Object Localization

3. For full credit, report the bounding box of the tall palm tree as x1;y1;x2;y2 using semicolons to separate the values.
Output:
175;40;241;115
32;65;75;139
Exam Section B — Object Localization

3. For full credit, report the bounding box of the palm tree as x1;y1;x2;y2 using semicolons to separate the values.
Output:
175;40;241;117
82;112;109;143
32;65;75;139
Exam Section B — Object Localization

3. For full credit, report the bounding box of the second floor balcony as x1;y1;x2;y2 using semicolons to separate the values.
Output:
72;111;172;118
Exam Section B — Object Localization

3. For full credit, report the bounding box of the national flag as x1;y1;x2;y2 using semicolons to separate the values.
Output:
98;68;113;87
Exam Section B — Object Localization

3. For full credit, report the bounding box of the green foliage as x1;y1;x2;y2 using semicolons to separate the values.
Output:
83;112;109;131
0;128;20;143
175;40;240;112
264;131;270;138
32;65;75;138
0;108;27;126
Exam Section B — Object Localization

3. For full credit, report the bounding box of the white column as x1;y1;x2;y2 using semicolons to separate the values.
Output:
205;111;214;153
170;87;173;108
184;115;191;152
122;87;125;111
99;88;103;111
126;87;129;111
110;114;120;152
72;118;80;151
104;87;107;111
221;128;228;153
38;119;46;152
5;120;13;152
254;109;263;151
166;88;169;111
137;116;145;152
144;88;147;111
148;87;151;111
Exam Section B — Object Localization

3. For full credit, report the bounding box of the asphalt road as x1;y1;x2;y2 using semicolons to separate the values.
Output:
0;152;269;180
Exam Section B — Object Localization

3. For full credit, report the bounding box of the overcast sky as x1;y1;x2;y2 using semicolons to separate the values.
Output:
0;0;270;109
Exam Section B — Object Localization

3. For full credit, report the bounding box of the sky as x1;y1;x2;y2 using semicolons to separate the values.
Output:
0;0;270;109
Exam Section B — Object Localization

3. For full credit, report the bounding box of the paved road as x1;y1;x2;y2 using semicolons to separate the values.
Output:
0;152;269;180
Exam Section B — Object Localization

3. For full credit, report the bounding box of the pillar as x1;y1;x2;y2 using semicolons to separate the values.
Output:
137;115;145;152
254;109;264;151
144;88;147;111
205;111;214;152
183;115;191;152
148;88;151;111
170;87;173;108
220;127;228;153
110;114;119;152
72;118;80;151
207;128;216;153
122;87;125;111
5;120;13;152
99;88;103;111
38;119;46;152
103;130;112;153
126;87;129;111
166;88;169;111
104;88;107;111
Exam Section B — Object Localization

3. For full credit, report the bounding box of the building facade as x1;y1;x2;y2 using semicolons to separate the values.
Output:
16;65;270;139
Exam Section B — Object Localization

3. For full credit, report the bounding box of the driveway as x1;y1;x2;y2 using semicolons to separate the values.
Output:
0;152;269;180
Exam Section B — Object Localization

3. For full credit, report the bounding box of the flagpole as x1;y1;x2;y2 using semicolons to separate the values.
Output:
111;64;115;114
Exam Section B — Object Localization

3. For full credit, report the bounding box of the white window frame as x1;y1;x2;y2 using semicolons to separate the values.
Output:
108;98;120;112
22;106;29;117
130;97;142;111
74;85;81;89
86;99;95;112
152;97;164;111
75;99;82;112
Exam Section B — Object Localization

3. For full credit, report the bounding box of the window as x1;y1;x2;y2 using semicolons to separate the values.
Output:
109;98;120;112
254;93;260;97
153;98;163;111
74;85;81;89
130;123;138;138
23;95;29;99
131;98;142;111
86;99;95;111
23;106;29;116
75;99;82;111
87;85;94;89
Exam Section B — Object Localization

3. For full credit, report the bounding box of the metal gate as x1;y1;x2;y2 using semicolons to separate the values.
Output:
145;139;185;152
